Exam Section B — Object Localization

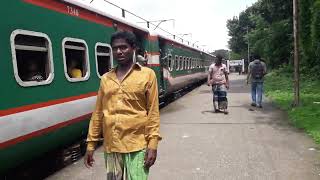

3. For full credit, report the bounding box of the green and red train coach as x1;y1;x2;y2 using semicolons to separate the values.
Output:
0;0;214;174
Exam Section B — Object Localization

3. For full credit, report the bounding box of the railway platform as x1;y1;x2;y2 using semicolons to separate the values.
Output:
46;74;320;180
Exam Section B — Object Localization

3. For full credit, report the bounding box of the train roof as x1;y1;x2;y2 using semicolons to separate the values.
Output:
62;0;214;58
62;0;150;34
151;32;212;57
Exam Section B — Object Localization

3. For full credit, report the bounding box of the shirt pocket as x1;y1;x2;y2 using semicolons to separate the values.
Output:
122;81;146;100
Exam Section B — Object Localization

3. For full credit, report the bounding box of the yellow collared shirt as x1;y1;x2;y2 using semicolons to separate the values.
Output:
86;64;161;153
69;68;82;78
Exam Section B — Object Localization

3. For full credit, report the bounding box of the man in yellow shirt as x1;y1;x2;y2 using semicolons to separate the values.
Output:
84;31;161;180
68;59;82;78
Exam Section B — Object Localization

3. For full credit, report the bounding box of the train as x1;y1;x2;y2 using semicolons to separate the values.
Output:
0;0;215;174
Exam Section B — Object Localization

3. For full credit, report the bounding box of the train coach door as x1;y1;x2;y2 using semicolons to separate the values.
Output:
134;31;148;66
158;40;166;96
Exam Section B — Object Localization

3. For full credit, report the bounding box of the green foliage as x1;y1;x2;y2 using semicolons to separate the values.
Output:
310;0;320;75
290;105;320;144
230;51;242;60
247;15;269;58
227;16;247;55
228;0;320;144
299;0;314;67
299;0;320;76
227;0;320;77
227;0;293;69
265;68;320;144
265;20;292;68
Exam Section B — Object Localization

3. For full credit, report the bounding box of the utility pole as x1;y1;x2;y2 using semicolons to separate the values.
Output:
247;27;250;63
293;0;300;106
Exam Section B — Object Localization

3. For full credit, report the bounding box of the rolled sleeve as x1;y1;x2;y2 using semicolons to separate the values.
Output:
147;138;160;149
86;141;97;151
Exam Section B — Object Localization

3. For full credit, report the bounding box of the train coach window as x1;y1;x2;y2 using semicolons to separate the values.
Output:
179;56;183;70
186;57;189;69
175;55;179;70
62;38;90;82
167;54;172;71
185;57;188;70
95;43;113;78
187;57;190;69
171;57;175;71
10;29;54;87
191;58;195;69
183;57;186;70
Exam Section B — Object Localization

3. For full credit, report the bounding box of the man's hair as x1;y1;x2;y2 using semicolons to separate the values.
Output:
253;54;261;60
216;54;223;61
110;31;137;48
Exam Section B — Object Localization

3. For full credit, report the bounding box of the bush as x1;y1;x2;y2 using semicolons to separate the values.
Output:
265;67;320;144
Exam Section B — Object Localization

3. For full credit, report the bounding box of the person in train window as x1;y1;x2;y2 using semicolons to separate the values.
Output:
162;58;173;88
136;48;148;66
84;31;161;180
67;59;83;78
137;54;148;66
207;55;230;114
24;59;44;82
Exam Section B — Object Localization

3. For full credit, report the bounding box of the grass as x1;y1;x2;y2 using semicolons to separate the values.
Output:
264;68;320;144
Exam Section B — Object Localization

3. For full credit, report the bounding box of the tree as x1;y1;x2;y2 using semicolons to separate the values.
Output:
227;0;293;69
309;0;320;75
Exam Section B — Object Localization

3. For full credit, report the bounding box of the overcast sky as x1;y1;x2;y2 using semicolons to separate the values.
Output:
81;0;257;51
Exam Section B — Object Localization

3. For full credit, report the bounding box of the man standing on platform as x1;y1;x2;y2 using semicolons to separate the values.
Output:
84;31;161;180
207;55;230;114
